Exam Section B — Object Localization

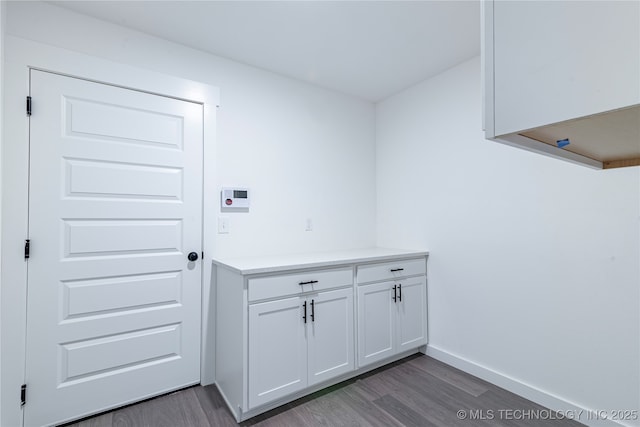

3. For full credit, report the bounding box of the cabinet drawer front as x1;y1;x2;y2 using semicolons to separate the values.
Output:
248;267;353;301
357;258;425;284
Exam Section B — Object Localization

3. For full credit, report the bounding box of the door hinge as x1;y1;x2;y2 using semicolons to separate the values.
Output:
20;384;26;407
26;96;32;117
24;239;30;259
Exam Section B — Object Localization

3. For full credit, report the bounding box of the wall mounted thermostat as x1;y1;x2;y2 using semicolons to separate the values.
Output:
221;187;250;209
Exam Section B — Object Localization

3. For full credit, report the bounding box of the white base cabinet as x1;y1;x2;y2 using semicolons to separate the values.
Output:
357;264;427;367
248;288;354;408
396;277;428;352
307;288;354;386
357;281;395;364
213;248;428;422
248;296;307;408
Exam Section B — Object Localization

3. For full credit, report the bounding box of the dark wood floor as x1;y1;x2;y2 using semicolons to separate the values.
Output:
64;354;584;427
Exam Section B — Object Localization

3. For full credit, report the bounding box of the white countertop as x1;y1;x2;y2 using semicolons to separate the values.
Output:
212;247;429;275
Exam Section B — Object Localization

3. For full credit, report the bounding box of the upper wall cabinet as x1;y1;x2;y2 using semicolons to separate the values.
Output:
483;0;640;169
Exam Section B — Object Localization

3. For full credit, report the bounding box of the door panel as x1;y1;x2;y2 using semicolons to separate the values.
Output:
65;96;184;148
307;288;354;386
65;158;183;200
61;271;181;319
396;277;428;351
63;219;182;256
25;70;203;427
357;282;394;367
248;297;307;409
61;324;181;383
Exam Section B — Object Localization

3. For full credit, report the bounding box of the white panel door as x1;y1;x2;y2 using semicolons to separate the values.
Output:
248;297;307;409
357;282;395;367
396;277;427;352
24;70;203;427
307;288;354;386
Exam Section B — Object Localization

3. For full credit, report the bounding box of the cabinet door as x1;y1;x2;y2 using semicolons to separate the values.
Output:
248;297;307;409
357;281;395;367
492;1;640;136
395;277;427;352
307;288;354;386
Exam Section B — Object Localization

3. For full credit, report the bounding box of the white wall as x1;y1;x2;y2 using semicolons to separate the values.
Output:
6;1;376;259
376;56;640;425
2;2;375;424
5;1;638;425
0;1;5;423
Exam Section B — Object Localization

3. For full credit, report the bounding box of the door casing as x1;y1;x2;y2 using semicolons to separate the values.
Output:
1;35;220;427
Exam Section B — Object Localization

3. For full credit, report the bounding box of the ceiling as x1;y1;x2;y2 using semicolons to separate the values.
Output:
50;1;481;102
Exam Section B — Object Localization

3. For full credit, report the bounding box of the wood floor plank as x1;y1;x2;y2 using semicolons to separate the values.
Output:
373;394;435;427
248;404;307;427
375;362;498;427
112;388;209;427
477;389;584;427
357;366;450;426
65;412;113;427
407;355;491;397
58;354;587;427
194;385;239;427
289;387;377;427
338;383;405;427
356;367;408;398
164;388;212;427
111;403;145;427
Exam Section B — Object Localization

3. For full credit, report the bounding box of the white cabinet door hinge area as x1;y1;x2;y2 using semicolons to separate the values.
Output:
306;288;354;386
357;277;427;367
248;288;354;409
248;297;308;408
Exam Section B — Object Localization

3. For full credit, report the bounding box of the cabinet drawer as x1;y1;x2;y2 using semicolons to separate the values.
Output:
357;258;425;284
248;267;353;301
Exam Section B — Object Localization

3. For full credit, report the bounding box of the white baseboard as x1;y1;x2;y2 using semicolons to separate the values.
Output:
426;345;635;427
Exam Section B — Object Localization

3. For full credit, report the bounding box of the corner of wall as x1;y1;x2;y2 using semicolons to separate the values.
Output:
0;0;6;422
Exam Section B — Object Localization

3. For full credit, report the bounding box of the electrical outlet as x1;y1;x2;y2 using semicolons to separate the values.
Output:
305;218;313;231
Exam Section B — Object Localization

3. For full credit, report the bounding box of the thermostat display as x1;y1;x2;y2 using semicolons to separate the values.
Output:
221;188;250;209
